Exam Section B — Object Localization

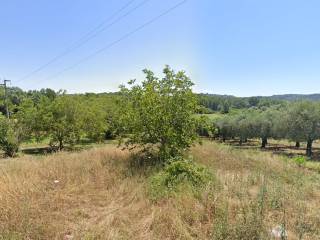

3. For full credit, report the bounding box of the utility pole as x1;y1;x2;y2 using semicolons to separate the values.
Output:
0;79;11;119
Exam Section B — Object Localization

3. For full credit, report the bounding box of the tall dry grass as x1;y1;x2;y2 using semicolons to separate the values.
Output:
192;141;320;239
0;142;319;239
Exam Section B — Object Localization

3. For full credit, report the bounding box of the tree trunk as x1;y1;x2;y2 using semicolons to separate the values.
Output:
59;139;64;151
295;141;300;148
306;139;313;157
239;139;243;146
261;137;268;148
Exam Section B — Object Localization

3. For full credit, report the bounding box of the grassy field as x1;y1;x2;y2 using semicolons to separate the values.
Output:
0;141;320;239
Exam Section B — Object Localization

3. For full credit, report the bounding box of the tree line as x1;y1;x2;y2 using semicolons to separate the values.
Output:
198;94;285;113
0;66;198;161
0;90;119;156
201;102;320;157
0;67;319;161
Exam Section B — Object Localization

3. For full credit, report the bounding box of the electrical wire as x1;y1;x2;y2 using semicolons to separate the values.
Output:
28;0;188;89
17;0;149;83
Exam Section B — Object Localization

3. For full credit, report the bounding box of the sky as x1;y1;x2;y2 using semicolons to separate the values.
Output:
1;0;320;97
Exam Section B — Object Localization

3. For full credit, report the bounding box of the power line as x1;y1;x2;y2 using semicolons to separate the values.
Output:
29;0;188;89
17;0;151;83
17;0;139;83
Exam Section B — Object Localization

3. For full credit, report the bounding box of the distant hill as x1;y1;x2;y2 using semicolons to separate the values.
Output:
199;93;320;101
198;93;320;112
267;94;320;101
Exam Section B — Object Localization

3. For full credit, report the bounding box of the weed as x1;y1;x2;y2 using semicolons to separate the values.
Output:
148;157;215;200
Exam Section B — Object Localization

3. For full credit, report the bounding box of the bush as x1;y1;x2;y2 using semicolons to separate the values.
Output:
0;118;20;157
1;138;19;157
149;157;215;199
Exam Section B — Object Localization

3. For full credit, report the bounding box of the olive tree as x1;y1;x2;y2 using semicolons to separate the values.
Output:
215;115;235;142
286;101;320;157
245;109;282;148
117;66;199;162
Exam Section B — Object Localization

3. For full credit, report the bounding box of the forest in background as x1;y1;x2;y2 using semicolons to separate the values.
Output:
0;84;319;159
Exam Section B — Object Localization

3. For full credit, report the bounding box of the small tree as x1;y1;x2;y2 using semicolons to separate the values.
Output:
216;115;234;142
0;116;21;157
118;66;199;162
286;101;320;157
47;95;84;150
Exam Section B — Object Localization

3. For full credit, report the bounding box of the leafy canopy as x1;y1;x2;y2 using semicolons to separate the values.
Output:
118;66;199;162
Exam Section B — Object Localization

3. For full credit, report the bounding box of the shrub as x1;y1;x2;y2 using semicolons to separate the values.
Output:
0;117;21;157
149;157;215;199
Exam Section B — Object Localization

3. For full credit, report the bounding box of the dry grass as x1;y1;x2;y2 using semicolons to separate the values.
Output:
193;141;320;239
0;142;320;239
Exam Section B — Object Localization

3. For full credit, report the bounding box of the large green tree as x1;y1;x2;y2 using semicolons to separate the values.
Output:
118;66;199;162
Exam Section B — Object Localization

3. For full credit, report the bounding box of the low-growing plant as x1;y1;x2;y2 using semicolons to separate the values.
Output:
293;156;307;167
148;157;215;200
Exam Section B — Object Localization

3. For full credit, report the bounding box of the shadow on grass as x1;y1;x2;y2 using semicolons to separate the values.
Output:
21;140;112;156
216;139;320;161
125;151;164;177
21;146;58;155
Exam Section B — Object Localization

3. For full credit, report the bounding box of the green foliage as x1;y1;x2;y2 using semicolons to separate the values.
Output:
248;96;260;107
215;107;287;147
14;91;119;150
149;157;214;199
196;115;216;137
47;95;84;149
0;116;21;157
293;156;307;167
285;101;320;156
218;100;230;114
212;100;320;156
197;94;285;112
118;66;199;162
81;96;111;142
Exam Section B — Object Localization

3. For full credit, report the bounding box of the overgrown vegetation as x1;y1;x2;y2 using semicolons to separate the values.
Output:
0;66;320;239
0;142;319;239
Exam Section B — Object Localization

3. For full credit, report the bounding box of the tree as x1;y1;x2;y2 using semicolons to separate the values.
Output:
46;95;84;150
81;96;111;142
215;108;282;148
248;97;260;107
0;116;22;157
218;100;230;114
215;115;235;142
117;66;199;162
234;113;253;145
16;96;53;143
286;101;320;157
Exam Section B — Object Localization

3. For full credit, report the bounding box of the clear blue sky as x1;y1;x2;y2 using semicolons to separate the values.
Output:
1;0;320;96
